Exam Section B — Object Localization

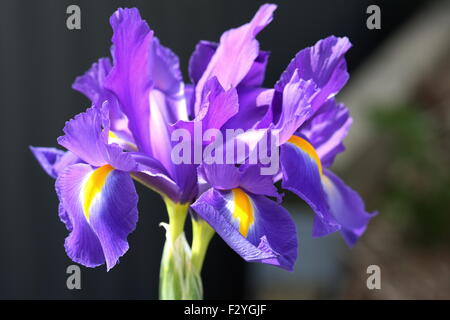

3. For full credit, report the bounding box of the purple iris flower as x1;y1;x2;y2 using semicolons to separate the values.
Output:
192;164;297;271
31;3;374;275
186;5;375;249
268;36;377;246
31;8;199;270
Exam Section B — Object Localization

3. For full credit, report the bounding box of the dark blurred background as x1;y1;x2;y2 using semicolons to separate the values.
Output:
1;0;448;299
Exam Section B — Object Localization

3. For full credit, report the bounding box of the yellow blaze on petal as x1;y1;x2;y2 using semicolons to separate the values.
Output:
232;188;254;238
108;131;118;140
82;164;114;220
287;135;323;175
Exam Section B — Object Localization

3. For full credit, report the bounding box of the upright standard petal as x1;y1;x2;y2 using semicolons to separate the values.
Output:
276;36;351;111
189;41;271;130
174;77;239;148
72;57;112;105
299;99;352;168
273;71;319;145
189;41;219;85
105;8;154;155
194;77;239;131
193;4;277;114
192;188;297;270
150;37;189;123
189;40;270;89
72;58;130;135
56;163;138;270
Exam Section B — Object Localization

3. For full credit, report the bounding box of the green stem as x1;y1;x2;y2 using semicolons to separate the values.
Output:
163;196;189;244
191;217;215;273
159;197;203;300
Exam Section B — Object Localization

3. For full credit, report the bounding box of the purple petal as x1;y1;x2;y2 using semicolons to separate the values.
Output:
57;107;108;167
58;202;72;232
322;169;375;246
193;4;277;114
147;90;178;176
105;8;154;155
191;187;297;270
222;87;270;131
173;162;200;203
130;152;187;202
239;50;270;88
280;135;340;236
188;40;217;85
72;58;130;135
189;40;270;89
189;39;270;128
57;106;137;172
198;164;241;191
239;165;281;200
175;77;239;138
276;36;351;110
299;99;352;168
72;57;112;104
274;71;319;145
149;37;189;122
30;147;78;178
198;77;239;130
56;163;138;270
199;163;280;199
56;164;107;268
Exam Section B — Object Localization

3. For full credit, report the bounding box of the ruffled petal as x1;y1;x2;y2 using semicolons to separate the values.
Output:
72;57;112;104
57;106;137;172
178;77;239;133
276;36;351;110
189;39;270;130
149;37;189;123
56;163;138;270
189;40;270;89
72;58;130;136
57;107;109;167
274;70;319;145
105;8;154;155
198;78;239;131
193;4;277;114
105;9;189;158
299;99;352;167
173;77;239;168
191;187;297;270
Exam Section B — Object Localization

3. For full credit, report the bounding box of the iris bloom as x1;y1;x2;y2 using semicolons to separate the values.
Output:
31;3;374;299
